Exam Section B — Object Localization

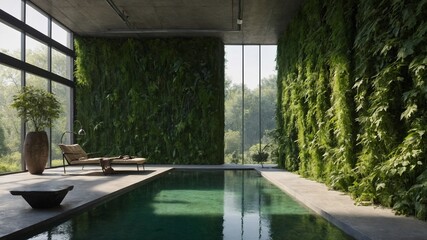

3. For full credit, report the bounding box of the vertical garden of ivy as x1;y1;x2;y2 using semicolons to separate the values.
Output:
74;37;224;165
277;0;427;219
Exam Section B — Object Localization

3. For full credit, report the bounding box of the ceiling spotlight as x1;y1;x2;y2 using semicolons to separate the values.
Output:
237;19;243;25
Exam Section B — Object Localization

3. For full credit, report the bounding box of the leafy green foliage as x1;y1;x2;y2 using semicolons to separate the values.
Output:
0;152;20;172
277;0;427;219
277;0;355;185
74;37;224;164
11;86;61;132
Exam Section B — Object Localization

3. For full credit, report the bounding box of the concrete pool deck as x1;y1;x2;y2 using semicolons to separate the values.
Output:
0;164;426;239
258;168;427;240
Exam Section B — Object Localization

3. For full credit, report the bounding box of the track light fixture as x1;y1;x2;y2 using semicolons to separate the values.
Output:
105;0;131;27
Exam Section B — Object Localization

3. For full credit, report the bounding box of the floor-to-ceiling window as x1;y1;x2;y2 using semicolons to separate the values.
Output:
224;45;277;164
0;0;74;173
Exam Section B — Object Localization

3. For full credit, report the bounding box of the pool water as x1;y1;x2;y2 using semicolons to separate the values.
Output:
29;170;353;240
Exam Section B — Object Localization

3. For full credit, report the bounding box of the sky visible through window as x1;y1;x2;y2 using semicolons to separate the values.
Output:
0;2;69;51
225;45;277;89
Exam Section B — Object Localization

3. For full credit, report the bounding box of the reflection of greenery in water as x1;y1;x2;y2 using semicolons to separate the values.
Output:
151;189;224;216
29;170;353;240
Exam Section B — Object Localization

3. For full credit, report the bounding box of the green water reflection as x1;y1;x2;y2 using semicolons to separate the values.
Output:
29;170;353;240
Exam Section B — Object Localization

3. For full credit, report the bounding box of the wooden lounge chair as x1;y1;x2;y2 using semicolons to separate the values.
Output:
58;144;146;174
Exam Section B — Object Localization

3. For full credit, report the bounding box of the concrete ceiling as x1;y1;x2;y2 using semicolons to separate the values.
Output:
30;0;304;44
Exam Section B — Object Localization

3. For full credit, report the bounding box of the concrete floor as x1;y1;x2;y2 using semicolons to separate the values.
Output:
1;165;427;240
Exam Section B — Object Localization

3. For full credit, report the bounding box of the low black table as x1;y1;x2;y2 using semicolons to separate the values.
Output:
10;185;74;209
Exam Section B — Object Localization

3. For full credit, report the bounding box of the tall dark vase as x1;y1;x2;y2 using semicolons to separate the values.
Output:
24;131;49;174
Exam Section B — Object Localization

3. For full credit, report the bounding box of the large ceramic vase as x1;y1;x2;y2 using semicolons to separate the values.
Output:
24;131;49;174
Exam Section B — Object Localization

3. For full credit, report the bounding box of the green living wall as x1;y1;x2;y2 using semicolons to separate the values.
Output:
74;37;224;164
277;0;427;219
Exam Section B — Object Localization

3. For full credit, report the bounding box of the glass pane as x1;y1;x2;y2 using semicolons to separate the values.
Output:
0;22;21;60
0;0;22;20
244;46;260;90
260;46;277;162
224;46;243;164
0;64;22;173
261;46;277;78
51;82;71;167
25;3;48;35
244;45;260;163
52;21;71;48
52;48;71;79
25;73;48;90
26;35;48;70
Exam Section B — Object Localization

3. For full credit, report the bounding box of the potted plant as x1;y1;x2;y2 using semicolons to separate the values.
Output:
251;144;269;168
11;86;61;174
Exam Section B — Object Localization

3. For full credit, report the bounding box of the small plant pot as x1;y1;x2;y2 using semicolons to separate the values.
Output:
252;152;269;167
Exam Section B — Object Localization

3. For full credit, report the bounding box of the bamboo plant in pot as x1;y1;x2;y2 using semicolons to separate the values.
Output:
11;86;61;174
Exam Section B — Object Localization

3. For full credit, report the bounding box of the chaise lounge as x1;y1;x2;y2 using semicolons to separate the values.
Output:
58;144;146;174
